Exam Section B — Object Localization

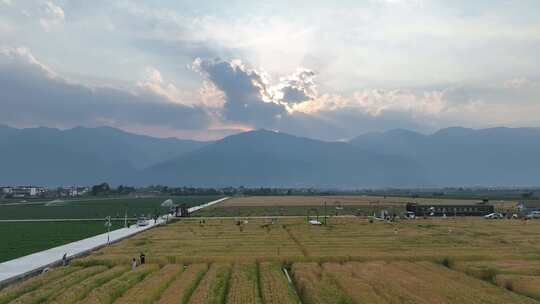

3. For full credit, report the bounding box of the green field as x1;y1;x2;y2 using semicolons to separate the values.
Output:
0;221;123;263
0;196;222;263
0;196;222;220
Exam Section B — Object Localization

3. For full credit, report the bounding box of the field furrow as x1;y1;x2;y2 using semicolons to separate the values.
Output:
291;262;352;304
259;262;298;304
496;274;540;301
323;261;538;304
0;267;80;304
226;263;260;304
10;266;106;304
322;263;387;304
157;264;208;304
188;263;231;304
79;264;158;304
48;266;128;304
115;264;182;304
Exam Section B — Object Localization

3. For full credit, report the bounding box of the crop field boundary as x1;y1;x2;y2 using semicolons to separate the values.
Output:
0;197;230;289
0;220;164;290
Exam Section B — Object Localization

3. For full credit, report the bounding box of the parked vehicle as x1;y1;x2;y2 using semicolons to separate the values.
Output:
137;216;149;226
403;211;416;219
526;211;540;219
484;213;503;219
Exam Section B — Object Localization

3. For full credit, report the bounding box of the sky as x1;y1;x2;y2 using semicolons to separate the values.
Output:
1;0;539;140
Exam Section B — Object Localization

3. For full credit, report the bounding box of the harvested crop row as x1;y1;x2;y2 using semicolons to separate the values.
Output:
188;263;231;304
496;274;540;301
226;263;260;304
10;265;106;304
115;264;182;304
157;264;208;304
0;266;80;304
49;266;128;304
322;262;387;304
259;262;298;304
453;259;540;280
402;261;536;303
291;263;352;304
323;261;537;304
79;264;158;304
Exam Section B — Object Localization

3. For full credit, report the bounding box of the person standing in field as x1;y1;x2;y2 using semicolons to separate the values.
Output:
62;253;68;266
140;252;146;265
132;258;137;270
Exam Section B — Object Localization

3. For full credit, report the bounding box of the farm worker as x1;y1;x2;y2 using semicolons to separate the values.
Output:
132;258;137;270
62;253;68;266
140;252;146;265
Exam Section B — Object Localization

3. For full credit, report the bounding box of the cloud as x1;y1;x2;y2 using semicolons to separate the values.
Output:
192;58;286;126
190;57;453;139
2;39;540;142
0;47;211;132
39;1;64;31
136;66;187;105
190;56;540;140
272;68;317;104
503;77;536;89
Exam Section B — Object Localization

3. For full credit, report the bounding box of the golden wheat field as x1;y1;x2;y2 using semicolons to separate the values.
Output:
196;195;518;217
219;195;513;207
3;215;540;303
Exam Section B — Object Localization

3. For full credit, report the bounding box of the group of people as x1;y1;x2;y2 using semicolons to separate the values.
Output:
132;252;146;270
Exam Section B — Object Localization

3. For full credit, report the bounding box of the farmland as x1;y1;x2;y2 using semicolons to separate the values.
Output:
3;195;540;303
0;221;122;263
4;215;540;303
0;196;221;262
195;195;518;217
0;196;222;220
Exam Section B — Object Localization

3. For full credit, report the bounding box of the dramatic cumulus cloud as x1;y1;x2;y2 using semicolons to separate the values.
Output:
190;57;540;139
0;47;211;132
192;58;285;126
189;58;445;138
1;1;540;140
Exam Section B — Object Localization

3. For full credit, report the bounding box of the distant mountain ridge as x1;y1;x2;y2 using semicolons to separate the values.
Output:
0;125;208;186
142;129;426;188
350;127;540;187
1;125;539;187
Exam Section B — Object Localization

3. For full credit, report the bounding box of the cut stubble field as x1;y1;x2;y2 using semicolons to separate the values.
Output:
195;195;518;217
218;195;516;207
2;196;540;303
4;217;540;303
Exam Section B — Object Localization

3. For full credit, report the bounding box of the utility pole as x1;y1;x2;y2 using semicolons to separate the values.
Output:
324;201;327;225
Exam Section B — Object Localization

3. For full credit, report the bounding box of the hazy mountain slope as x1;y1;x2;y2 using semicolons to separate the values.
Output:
144;130;426;188
0;125;208;186
350;127;540;186
61;126;208;169
2;124;539;187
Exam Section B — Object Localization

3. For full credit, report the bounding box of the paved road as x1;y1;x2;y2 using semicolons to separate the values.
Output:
0;218;138;222
187;197;230;213
0;197;229;287
0;218;164;287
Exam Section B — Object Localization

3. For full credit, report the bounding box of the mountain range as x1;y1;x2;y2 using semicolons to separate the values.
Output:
1;124;539;187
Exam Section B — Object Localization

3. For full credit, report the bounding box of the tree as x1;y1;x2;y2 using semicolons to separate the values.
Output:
91;182;111;196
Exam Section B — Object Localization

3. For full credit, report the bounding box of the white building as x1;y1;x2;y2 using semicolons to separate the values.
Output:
1;187;13;194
